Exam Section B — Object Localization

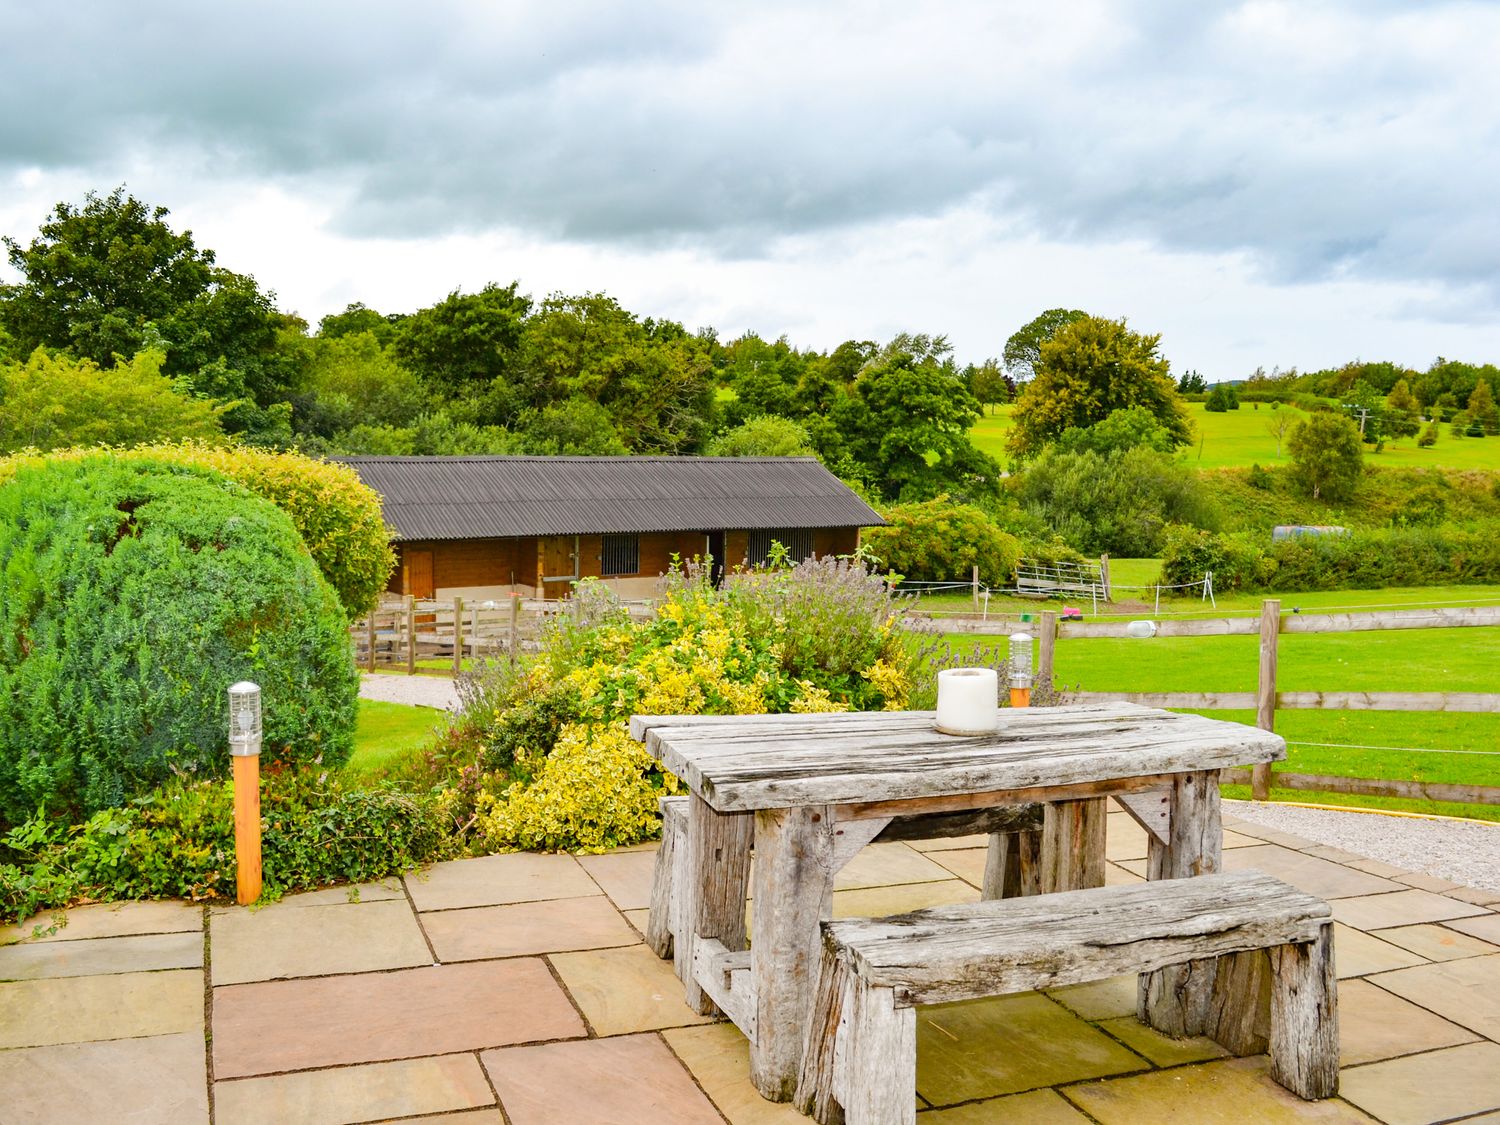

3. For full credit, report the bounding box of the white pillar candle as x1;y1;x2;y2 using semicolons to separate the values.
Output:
935;667;999;735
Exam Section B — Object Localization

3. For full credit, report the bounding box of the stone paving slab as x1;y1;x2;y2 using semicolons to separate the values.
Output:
0;898;202;945
1066;1056;1378;1123
575;847;659;910
549;943;716;1036
1223;844;1403;899
662;1023;807;1124
1331;888;1490;930
1330;923;1427;978
832;841;956;890
1339;1040;1500;1124
210;879;406;911
406;851;598;911
0;1031;208;1123
210;897;433;984
915;993;1145;1105
1097;1015;1228;1066
0;968;203;1049
1370;921;1500;961
1336;978;1479;1065
214;1053;495;1125
1368;953;1500;1040
1446;911;1500;943
922;1089;1092;1122
213;958;585;1077
1045;974;1138;1021
482;1033;724;1124
830;877;979;918
0;929;201;980
422;895;638;961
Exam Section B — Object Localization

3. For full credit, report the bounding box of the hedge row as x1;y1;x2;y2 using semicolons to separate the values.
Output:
1160;523;1500;592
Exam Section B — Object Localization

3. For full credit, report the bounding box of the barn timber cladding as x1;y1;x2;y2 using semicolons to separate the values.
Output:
338;455;883;541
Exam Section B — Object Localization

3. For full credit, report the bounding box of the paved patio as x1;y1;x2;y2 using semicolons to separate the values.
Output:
3;808;1499;1124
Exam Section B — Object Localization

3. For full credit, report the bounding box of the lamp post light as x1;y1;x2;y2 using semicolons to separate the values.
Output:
1008;632;1033;709
228;682;263;905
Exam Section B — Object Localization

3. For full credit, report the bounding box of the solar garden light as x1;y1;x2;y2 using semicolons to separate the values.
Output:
1009;632;1033;709
228;682;263;905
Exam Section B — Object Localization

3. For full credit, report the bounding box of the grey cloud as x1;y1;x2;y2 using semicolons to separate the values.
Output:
2;0;1498;312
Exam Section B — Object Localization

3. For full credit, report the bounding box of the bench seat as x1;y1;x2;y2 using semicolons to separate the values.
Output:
798;871;1337;1124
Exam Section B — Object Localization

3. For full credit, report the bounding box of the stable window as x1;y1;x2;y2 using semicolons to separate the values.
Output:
748;528;815;567
601;534;641;576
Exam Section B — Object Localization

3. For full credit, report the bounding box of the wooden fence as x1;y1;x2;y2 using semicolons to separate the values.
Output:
1007;602;1500;809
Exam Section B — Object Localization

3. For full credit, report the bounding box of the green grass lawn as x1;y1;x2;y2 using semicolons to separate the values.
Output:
347;699;448;778
971;403;1500;471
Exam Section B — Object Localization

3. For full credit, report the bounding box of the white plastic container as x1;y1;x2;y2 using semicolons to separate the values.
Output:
935;667;999;735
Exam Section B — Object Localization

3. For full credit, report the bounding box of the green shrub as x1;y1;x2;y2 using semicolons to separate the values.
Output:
1287;413;1364;501
0;442;394;618
0;457;358;827
1205;384;1240;412
863;495;1021;587
0;770;451;924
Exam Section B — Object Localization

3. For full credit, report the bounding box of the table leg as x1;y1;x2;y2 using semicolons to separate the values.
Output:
982;829;1042;898
1139;770;1225;1037
750;803;837;1102
1040;798;1107;892
684;793;754;1016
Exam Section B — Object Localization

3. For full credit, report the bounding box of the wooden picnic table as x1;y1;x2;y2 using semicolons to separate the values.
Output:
630;702;1286;1104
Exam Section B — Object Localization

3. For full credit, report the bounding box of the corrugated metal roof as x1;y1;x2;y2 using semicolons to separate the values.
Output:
336;455;886;541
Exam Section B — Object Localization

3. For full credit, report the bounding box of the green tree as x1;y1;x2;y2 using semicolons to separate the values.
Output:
1265;408;1296;457
1002;308;1087;384
317;302;407;345
1468;379;1499;435
0;348;225;452
967;358;1012;414
1176;369;1208;393
1384;378;1421;439
1204;384;1239;412
393;282;532;402
519;398;628;455
299;331;425;435
1286;413;1364;501
707;415;816;457
1054;406;1175;456
1007;316;1192;457
862;496;1021;586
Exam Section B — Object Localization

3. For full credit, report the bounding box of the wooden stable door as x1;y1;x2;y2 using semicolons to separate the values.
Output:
540;536;578;599
404;549;435;599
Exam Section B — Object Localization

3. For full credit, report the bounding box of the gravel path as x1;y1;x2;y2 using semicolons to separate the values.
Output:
1226;799;1500;892
358;673;460;712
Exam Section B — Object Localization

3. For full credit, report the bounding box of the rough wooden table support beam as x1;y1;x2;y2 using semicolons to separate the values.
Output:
1270;922;1339;1099
982;829;1042;899
751;804;837;1102
685;793;753;1016
1040;798;1107;893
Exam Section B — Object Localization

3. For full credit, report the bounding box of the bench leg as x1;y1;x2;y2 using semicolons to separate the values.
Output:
1041;798;1107;892
1270;923;1339;1099
1206;949;1271;1055
796;937;849;1125
981;828;1042;899
834;984;916;1125
646;797;684;959
751;804;837;1101
684;794;754;1015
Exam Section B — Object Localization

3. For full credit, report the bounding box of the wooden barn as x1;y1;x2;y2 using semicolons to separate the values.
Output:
341;455;886;601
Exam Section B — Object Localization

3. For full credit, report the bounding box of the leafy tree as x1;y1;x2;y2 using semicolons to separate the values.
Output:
1286;412;1364;501
393;282;532;401
297;331;426;436
1054;406;1175;456
1418;421;1439;448
1384;379;1421;439
519;398;628;455
1176;369;1208;394
1265;408;1296;457
0;348;225;452
1468;379;1499;435
1205;384;1239;412
1341;380;1387;443
967;359;1013;413
334;412;521;456
317;302;407;345
862;496;1021;586
1007;316;1192;457
1002;308;1087;384
1017;446;1218;556
707;415;816;457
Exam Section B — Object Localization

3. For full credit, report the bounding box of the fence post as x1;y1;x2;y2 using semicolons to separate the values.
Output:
1099;555;1112;603
508;592;520;666
1252;598;1281;800
452;596;464;676
364;611;376;674
471;602;481;659
972;565;980;611
228;683;262;907
405;595;416;676
1039;611;1057;690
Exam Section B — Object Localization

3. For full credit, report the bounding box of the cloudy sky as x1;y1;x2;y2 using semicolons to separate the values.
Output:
2;0;1498;377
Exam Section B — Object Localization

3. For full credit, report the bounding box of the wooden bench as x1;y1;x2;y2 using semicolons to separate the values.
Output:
796;871;1337;1124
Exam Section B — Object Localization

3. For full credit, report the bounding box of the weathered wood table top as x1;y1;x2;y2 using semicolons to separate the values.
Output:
630;703;1286;812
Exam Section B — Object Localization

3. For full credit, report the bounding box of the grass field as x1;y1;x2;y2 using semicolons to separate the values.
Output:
971;402;1500;471
347;699;447;778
